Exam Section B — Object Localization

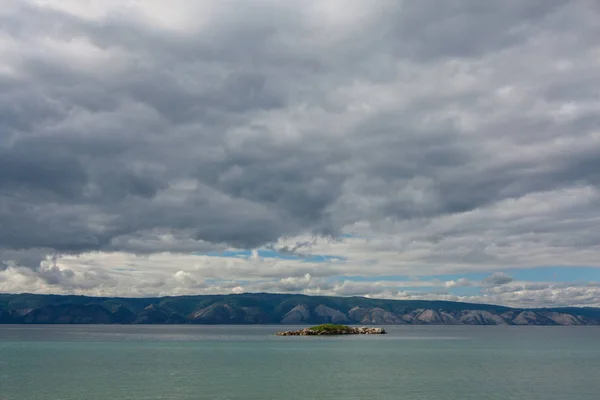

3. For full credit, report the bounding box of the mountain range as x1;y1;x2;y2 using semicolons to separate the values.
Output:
1;292;599;325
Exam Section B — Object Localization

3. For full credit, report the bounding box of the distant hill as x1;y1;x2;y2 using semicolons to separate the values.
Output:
1;292;599;325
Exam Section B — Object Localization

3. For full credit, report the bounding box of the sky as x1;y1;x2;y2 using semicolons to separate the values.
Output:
1;0;600;308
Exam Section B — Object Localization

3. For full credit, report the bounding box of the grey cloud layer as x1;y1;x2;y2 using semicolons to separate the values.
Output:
1;1;600;299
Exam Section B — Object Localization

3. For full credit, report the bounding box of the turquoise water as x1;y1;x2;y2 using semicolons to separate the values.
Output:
1;325;599;399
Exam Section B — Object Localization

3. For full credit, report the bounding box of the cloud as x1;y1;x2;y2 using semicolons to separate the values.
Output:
1;1;600;306
444;278;474;288
1;250;599;308
482;273;514;286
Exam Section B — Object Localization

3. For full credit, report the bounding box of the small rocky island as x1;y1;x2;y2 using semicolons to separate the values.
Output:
276;323;386;336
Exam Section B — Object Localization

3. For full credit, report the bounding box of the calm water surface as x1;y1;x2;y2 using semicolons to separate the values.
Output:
1;325;599;400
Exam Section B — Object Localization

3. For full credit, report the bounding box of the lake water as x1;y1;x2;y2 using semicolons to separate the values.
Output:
1;325;599;400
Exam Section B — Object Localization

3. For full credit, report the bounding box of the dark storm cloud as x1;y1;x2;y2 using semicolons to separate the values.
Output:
0;0;599;277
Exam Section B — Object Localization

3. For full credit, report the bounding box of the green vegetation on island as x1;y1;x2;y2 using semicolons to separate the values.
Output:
309;323;352;333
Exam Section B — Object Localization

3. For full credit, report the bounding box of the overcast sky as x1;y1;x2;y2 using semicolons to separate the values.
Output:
1;0;599;307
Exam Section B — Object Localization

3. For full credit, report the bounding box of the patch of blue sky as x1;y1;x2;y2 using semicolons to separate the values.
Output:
338;266;600;284
199;249;345;263
426;266;600;283
337;232;371;239
508;266;600;282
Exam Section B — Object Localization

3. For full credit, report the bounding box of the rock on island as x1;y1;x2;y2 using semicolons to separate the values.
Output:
276;323;386;336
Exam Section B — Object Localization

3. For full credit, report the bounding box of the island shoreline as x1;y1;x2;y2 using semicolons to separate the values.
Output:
276;324;386;336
